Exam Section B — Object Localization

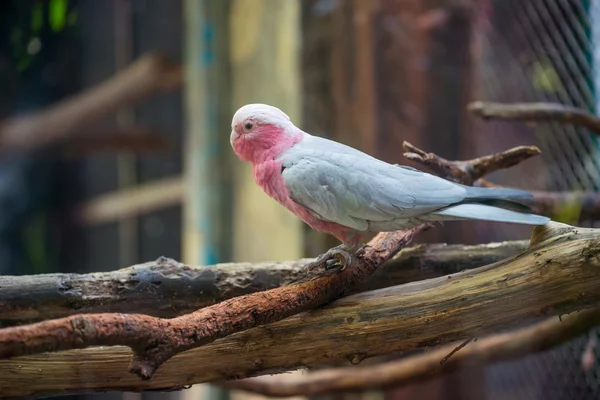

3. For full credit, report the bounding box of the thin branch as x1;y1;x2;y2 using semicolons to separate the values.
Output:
2;222;600;398
439;337;473;365
0;52;181;151
468;101;600;135
0;240;528;326
0;225;430;380
224;308;600;397
402;141;541;185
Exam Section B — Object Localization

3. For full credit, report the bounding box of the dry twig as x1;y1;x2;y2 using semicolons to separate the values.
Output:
403;141;540;185
225;308;600;397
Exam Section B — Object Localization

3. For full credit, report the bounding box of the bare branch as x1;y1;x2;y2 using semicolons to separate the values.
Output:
225;308;600;397
1;222;600;397
403;141;540;185
0;53;181;151
468;101;600;135
0;226;429;380
0;240;527;326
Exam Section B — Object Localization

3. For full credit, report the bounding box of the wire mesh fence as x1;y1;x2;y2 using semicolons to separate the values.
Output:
473;0;600;398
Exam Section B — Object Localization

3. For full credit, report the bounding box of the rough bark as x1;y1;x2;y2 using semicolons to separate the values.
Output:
468;101;600;135
0;240;528;326
1;222;599;398
0;53;181;151
0;226;429;381
224;307;600;397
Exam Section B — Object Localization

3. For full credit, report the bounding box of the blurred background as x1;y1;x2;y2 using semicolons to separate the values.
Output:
0;0;599;399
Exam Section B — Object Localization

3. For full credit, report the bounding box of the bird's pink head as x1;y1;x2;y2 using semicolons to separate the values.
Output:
230;104;303;164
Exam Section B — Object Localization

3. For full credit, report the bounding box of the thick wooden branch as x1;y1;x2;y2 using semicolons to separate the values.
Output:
0;53;181;151
0;240;527;326
1;222;599;398
225;307;600;397
402;141;541;185
0;226;428;381
468;101;600;135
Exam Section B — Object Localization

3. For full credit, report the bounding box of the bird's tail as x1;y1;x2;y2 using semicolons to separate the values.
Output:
433;203;550;225
431;185;550;225
462;185;533;201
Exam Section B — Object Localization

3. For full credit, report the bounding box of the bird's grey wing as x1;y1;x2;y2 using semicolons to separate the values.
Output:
280;149;467;231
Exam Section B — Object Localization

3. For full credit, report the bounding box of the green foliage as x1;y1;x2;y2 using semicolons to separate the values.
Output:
49;0;67;32
10;0;78;73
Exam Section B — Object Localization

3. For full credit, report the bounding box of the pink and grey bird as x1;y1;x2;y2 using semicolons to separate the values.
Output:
230;104;550;268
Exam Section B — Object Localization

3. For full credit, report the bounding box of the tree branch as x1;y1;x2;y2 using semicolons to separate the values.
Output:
0;240;527;326
0;52;181;151
468;101;600;135
224;307;600;397
1;222;600;397
402;141;541;185
0;226;429;380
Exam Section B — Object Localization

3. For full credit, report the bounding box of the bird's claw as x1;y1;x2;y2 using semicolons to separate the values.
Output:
306;246;353;274
324;250;352;271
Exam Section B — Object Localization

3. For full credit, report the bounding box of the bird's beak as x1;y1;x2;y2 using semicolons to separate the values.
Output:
230;128;239;147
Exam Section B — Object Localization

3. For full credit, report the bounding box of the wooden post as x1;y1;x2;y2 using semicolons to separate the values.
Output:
114;0;139;270
182;0;231;266
182;1;231;400
229;0;303;263
228;1;304;399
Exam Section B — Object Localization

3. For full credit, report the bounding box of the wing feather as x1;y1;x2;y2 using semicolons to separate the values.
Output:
280;137;467;231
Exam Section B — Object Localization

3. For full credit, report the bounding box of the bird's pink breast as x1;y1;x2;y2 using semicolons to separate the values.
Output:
233;123;362;246
253;159;361;246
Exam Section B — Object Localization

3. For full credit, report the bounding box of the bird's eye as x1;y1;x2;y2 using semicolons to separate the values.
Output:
244;122;253;130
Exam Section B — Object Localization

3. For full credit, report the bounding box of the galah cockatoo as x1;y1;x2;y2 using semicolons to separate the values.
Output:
230;103;550;270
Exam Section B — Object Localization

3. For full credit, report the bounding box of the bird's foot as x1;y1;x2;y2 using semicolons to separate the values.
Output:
306;245;354;274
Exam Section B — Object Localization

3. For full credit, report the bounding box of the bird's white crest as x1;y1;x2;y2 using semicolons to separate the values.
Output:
231;103;293;129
